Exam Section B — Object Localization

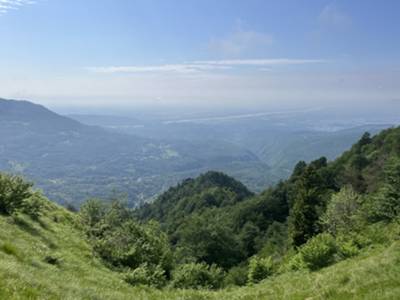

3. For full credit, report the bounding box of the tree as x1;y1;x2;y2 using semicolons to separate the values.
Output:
0;173;33;215
368;158;400;221
176;213;243;269
288;166;326;247
239;221;260;257
321;186;361;235
79;198;107;236
358;132;372;148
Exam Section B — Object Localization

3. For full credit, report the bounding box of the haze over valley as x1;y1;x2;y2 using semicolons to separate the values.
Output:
1;1;400;299
1;98;397;207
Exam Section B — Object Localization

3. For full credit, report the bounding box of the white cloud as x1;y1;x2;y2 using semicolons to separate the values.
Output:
0;0;35;15
193;59;326;66
86;64;231;74
86;59;326;74
318;3;352;29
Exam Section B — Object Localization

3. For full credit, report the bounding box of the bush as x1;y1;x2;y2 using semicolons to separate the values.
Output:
171;262;224;290
94;220;172;273
124;264;167;288
0;173;33;215
247;256;273;284
336;240;359;259
286;252;307;271
299;233;337;271
21;192;44;219
224;264;248;286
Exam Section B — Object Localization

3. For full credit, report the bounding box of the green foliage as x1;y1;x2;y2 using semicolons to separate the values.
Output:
1;201;400;299
336;240;359;259
288;157;336;247
223;264;248;287
80;198;107;230
257;222;288;260
171;262;224;290
94;220;172;271
298;233;338;271
239;221;260;257
286;252;307;271
79;198;173;282
247;256;274;284
0;173;33;215
2;126;400;297
322;186;361;235
136;171;290;272
124;264;167;288
365;158;400;222
21;192;44;220
138;171;253;223
176;212;243;269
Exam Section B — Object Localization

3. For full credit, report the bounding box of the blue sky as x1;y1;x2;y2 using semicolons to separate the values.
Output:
0;0;399;109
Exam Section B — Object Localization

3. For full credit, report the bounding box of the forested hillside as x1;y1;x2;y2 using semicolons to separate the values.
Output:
0;126;400;299
135;126;400;285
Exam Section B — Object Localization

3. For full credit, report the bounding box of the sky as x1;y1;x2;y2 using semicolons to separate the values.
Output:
0;0;399;110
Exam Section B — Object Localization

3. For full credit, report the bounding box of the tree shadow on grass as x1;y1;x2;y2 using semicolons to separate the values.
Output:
11;215;58;249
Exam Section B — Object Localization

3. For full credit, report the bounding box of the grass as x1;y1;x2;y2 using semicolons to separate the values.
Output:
0;202;399;299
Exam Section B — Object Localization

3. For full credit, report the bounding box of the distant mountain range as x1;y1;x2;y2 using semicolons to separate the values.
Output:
0;98;270;207
0;98;395;207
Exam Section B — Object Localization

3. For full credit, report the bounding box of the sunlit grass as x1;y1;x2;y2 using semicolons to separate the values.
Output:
0;204;399;299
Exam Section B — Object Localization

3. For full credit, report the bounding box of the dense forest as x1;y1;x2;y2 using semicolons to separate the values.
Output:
1;126;399;297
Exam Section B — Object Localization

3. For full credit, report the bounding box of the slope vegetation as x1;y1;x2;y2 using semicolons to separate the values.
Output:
1;126;400;299
0;204;399;299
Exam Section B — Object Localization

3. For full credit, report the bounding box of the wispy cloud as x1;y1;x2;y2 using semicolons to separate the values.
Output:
86;64;232;74
193;59;327;66
87;59;326;74
0;0;35;15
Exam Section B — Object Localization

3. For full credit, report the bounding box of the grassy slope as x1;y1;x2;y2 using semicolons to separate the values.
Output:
0;201;399;299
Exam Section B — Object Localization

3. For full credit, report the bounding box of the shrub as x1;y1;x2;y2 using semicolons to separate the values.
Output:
124;264;167;288
286;252;307;271
299;233;337;271
171;262;224;290
247;256;273;284
337;240;359;259
0;173;33;215
224;264;248;286
21;192;44;219
94;220;173;274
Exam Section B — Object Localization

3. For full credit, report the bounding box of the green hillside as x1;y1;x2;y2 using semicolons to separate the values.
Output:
0;205;399;299
1;126;400;299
